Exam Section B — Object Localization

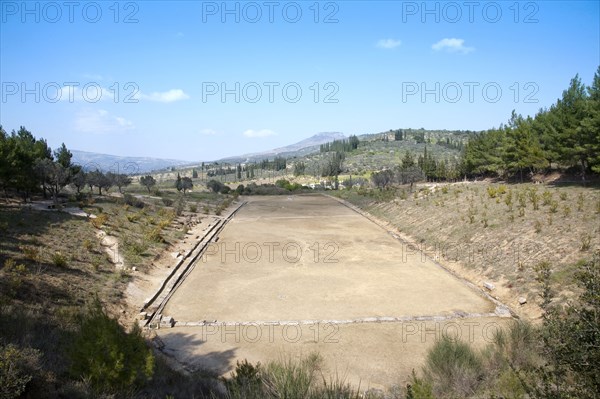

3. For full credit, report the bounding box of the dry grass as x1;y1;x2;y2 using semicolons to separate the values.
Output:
0;190;237;397
335;182;600;309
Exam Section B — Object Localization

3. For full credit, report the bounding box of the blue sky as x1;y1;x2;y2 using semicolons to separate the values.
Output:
1;1;598;161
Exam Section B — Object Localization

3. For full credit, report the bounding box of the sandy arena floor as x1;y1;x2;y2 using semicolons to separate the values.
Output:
157;195;509;389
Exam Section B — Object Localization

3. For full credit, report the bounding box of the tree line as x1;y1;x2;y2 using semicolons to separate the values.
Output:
0;126;137;201
463;67;600;182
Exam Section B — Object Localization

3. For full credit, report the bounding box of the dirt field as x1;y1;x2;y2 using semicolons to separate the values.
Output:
157;195;509;389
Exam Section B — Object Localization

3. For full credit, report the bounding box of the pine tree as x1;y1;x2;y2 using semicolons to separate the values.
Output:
555;75;591;182
579;66;600;174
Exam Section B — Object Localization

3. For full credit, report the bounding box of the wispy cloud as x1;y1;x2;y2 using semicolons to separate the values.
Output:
200;128;219;136
138;89;190;103
243;129;276;138
58;85;189;103
376;38;402;49
432;38;474;54
59;85;114;102
74;109;134;133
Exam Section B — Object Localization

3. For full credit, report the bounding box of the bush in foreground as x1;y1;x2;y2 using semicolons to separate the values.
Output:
0;343;42;399
69;298;154;393
222;353;366;399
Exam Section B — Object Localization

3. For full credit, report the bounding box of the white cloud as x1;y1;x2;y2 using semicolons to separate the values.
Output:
432;38;474;54
376;39;402;49
200;128;218;135
74;109;134;133
138;89;190;103
59;85;114;102
58;85;189;103
243;129;276;138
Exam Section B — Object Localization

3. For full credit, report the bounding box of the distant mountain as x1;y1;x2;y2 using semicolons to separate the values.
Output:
71;150;191;174
70;132;346;174
217;132;346;163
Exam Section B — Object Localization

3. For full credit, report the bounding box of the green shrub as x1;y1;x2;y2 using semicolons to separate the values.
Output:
535;253;600;398
189;203;197;213
158;219;171;230
423;336;484;398
517;191;526;208
123;237;149;256
3;259;28;298
123;193;144;209
504;190;513;210
90;214;108;229
406;370;434;399
83;239;94;252
559;192;568;201
534;220;542;233
542;190;553;206
491;321;539;370
162;197;173;207
126;213;141;223
145;227;164;243
207;179;224;193
580;233;591;251
577;193;584;211
529;189;539;210
0;343;42;399
51;251;68;268
224;359;263;398
263;353;321;398
69;298;154;392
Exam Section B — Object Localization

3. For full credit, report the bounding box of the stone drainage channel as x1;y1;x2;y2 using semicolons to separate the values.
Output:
140;201;248;329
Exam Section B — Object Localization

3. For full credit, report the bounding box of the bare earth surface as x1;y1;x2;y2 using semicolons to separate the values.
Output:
154;195;510;389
